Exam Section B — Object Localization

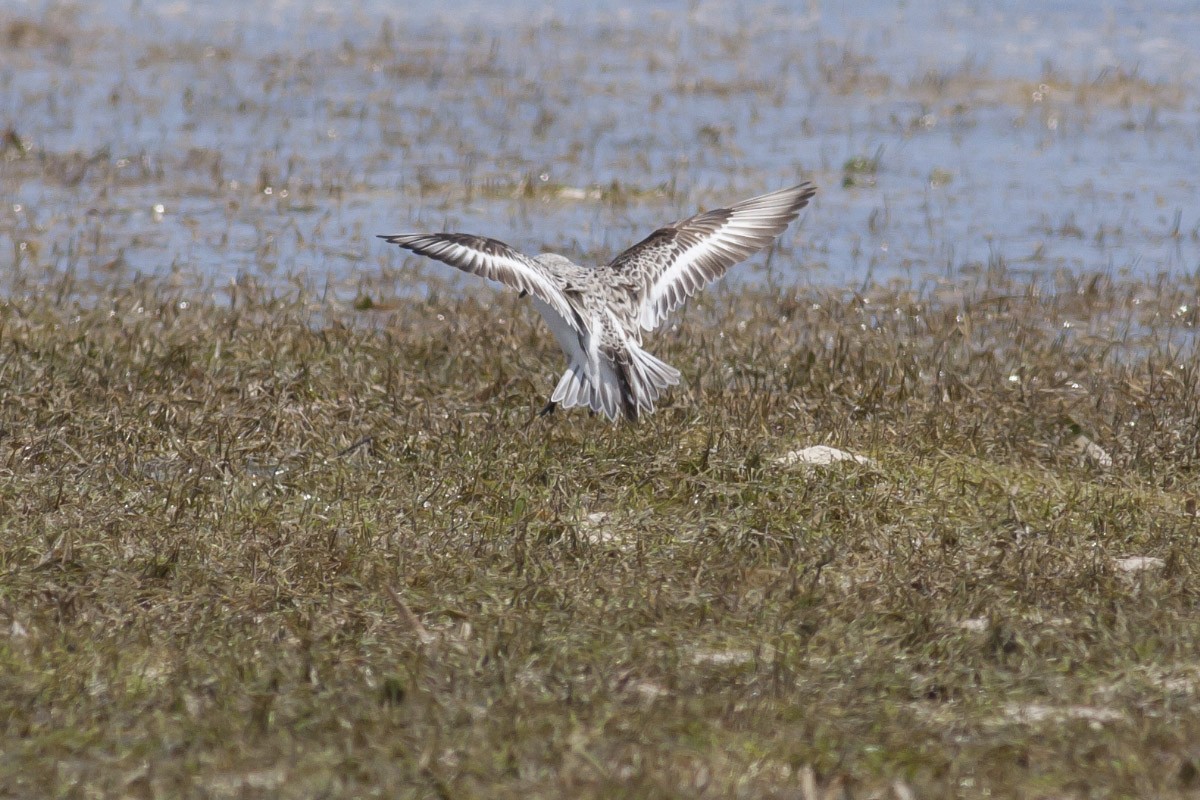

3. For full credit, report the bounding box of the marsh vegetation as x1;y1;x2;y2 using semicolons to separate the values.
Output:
4;266;1200;797
3;1;1200;797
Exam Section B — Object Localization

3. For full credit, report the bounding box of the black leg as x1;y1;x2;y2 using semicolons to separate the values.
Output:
525;399;557;428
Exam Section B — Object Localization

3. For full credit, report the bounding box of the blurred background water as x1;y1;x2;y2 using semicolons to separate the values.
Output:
2;0;1198;294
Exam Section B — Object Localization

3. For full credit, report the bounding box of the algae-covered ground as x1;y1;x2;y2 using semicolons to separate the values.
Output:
5;0;1200;797
3;266;1200;798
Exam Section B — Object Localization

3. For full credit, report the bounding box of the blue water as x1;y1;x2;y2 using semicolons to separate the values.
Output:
1;0;1197;291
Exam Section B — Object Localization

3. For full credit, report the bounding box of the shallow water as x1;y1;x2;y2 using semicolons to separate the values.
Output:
2;0;1198;295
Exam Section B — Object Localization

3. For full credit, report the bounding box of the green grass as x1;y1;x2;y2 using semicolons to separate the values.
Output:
3;268;1200;798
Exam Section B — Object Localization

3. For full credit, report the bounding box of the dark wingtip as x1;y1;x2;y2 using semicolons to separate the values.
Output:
784;183;818;217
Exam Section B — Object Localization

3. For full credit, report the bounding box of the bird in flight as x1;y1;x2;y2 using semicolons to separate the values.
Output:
379;182;816;422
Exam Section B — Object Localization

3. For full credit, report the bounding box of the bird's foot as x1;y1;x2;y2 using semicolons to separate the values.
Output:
524;400;557;429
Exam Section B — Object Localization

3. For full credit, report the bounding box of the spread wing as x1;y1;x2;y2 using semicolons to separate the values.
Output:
604;183;816;331
378;233;581;332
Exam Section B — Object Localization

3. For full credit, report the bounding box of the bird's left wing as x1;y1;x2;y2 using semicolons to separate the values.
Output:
378;233;581;332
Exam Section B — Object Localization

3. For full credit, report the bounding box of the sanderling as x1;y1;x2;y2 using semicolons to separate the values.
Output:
379;182;816;421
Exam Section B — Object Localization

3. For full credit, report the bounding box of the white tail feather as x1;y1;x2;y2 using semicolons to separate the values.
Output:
550;345;681;422
626;344;681;412
551;363;585;408
550;361;621;421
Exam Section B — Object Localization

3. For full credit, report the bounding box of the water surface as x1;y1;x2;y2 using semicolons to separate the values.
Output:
2;0;1198;295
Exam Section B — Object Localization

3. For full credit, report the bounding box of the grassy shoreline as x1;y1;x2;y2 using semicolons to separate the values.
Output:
3;268;1200;797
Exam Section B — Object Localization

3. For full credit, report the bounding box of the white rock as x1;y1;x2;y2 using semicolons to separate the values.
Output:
1073;435;1113;469
1112;556;1165;573
556;186;601;200
775;445;875;468
998;703;1123;725
631;681;670;700
689;648;755;666
957;617;989;633
578;511;637;551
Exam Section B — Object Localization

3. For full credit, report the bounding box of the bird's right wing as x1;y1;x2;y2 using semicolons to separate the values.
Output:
603;183;816;331
378;232;581;332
